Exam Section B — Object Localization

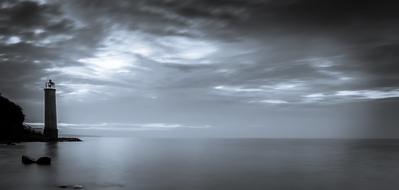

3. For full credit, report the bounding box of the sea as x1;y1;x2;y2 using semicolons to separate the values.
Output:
1;138;399;190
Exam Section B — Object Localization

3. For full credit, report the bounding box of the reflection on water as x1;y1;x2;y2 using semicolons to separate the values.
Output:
1;138;399;190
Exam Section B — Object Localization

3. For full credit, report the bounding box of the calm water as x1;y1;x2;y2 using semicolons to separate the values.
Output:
1;138;399;190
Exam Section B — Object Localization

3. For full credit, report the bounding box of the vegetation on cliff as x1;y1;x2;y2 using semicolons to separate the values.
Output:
0;95;25;141
0;94;81;143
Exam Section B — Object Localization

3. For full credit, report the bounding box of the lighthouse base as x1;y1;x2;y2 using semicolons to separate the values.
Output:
43;128;58;140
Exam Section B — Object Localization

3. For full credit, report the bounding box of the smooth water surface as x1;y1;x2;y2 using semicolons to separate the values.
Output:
1;138;399;190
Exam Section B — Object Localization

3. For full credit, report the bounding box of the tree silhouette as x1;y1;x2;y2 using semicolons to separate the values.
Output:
0;95;25;141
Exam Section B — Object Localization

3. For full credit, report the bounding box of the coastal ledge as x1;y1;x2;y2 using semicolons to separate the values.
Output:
22;137;82;142
56;137;82;142
0;94;82;144
1;137;82;144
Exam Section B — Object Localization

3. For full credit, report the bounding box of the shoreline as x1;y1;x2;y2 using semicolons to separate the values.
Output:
0;137;82;144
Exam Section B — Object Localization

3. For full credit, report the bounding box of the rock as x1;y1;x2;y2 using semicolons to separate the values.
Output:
57;185;84;189
57;137;82;142
21;155;52;165
21;155;35;165
36;156;51;165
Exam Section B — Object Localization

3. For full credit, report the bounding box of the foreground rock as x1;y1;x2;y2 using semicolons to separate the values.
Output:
58;184;84;189
36;157;51;165
21;155;35;165
21;155;51;165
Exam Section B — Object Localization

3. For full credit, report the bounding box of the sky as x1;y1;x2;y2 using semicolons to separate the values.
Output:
0;0;398;138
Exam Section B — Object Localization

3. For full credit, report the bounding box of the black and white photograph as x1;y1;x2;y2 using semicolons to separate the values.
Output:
1;0;399;189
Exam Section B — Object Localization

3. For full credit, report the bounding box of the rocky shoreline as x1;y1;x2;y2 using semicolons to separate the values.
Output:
0;137;82;144
1;95;82;143
23;137;82;142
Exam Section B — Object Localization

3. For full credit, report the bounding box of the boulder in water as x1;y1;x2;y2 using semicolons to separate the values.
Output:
21;155;35;165
58;184;84;189
36;156;51;165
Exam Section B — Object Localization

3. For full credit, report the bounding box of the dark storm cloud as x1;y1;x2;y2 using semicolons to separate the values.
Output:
66;0;195;37
146;0;250;21
0;0;108;100
73;0;399;104
1;0;399;136
0;1;67;98
0;1;75;43
167;0;399;104
355;44;399;88
3;0;398;96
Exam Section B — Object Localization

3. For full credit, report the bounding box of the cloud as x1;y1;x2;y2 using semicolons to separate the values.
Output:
257;99;288;104
0;0;100;101
214;83;399;105
213;85;263;93
302;89;399;104
3;0;398;105
4;36;21;44
335;89;399;100
1;0;399;137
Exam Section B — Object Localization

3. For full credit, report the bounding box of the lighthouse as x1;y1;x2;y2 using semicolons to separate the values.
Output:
43;79;58;139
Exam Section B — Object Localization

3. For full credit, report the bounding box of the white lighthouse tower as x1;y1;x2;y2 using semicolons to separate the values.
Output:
43;79;58;139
